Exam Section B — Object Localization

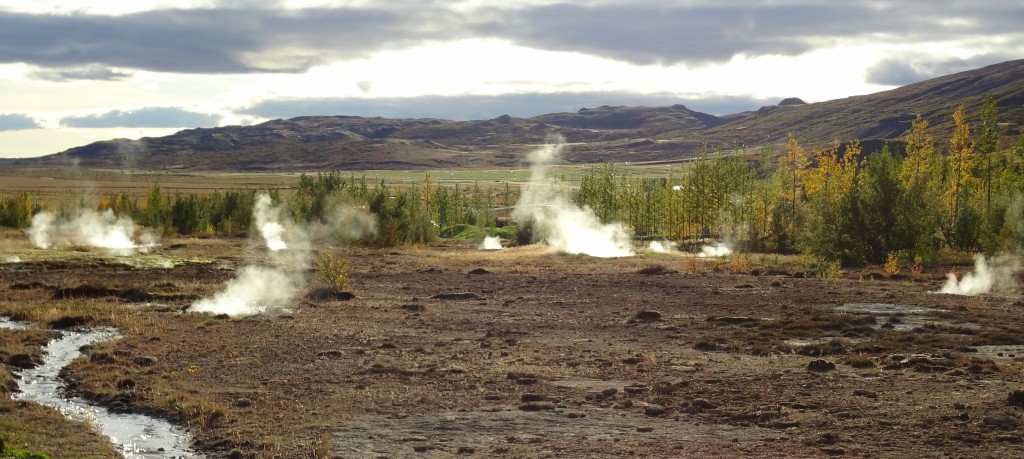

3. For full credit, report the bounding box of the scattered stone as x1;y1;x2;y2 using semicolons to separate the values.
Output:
706;316;759;324
467;268;490;275
430;292;480;301
113;348;132;357
317;350;344;358
692;399;716;410
636;426;654;432
637;265;676;275
422;267;443;273
132;356;158;367
306;287;355;302
983;415;1020;429
400;304;425;313
520;393;545;402
644;405;667;416
518;401;556;411
771;280;784;288
1008;390;1024;408
116;378;136;390
624;385;647;395
853;389;878;399
694;341;720;352
48;315;90;329
734;284;755;289
483;394;502;401
234;397;252;408
631;310;662;322
89;352;115;364
7;353;37;369
807;360;836;372
600;388;618;397
457;446;476;454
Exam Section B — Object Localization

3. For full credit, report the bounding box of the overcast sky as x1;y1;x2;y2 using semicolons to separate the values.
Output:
0;1;1019;158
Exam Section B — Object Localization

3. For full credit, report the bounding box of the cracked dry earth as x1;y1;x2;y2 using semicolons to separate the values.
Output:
3;241;1024;458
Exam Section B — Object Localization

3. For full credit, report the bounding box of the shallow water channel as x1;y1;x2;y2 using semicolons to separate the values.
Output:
4;319;201;458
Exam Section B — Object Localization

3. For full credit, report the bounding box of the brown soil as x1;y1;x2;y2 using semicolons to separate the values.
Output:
3;240;1024;458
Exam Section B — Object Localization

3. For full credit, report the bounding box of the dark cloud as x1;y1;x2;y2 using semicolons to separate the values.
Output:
238;92;776;120
867;53;1020;86
1;3;1020;74
60;107;222;128
30;65;133;82
0;114;40;131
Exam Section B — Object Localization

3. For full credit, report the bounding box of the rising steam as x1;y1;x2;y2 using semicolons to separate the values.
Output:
513;140;633;258
699;243;732;258
479;236;504;250
190;266;298;316
27;209;158;255
189;194;376;318
938;254;1019;296
254;193;291;251
648;240;677;253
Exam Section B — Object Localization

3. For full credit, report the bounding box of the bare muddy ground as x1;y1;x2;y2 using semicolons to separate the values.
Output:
3;239;1024;458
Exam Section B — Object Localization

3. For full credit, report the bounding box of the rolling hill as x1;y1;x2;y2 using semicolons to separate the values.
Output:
8;59;1024;172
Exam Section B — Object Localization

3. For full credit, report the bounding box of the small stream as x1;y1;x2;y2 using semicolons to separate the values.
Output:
3;319;201;458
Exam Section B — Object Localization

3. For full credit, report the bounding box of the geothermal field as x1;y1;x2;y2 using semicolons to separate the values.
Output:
1;146;1023;458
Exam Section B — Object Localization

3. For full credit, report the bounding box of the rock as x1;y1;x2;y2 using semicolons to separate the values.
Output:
706;316;759;324
694;341;720;352
632;310;662;322
457;446;476;454
636;426;654;432
306;287;355;302
116;378;136;390
624;385;646;395
400;304;425;313
807;360;836;372
520;393;545;402
645;405;667;416
7;353;37;369
132;356;158;367
235;397;252;408
467;268;490;275
1008;390;1024;408
113;348;132;357
48;315;90;329
430;292;480;301
600;388;618;397
983;415;1020;429
89;352;115;364
518;401;556;411
853;389;878;399
692;399;716;409
483;394;502;401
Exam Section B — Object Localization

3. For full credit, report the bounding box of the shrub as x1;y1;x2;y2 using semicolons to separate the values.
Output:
314;249;350;291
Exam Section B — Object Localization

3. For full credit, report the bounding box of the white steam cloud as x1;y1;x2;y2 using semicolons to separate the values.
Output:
189;266;298;317
27;209;159;255
513;141;633;258
254;193;291;251
479;235;504;250
189;194;376;318
938;254;1019;296
648;240;677;253
2;256;20;263
699;243;732;257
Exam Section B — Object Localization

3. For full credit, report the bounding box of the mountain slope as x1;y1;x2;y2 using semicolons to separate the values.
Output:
10;59;1024;171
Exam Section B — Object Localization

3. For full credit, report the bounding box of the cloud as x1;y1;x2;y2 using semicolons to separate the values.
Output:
1;3;1021;74
867;54;1020;86
60;107;222;128
30;64;133;82
0;114;40;131
239;92;776;120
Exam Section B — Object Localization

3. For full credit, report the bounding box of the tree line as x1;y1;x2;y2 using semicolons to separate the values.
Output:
2;96;1022;264
575;96;1024;265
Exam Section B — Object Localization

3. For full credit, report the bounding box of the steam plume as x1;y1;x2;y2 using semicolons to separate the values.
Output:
938;254;1018;296
699;243;732;258
479;236;504;250
189;195;376;318
648;240;677;253
190;266;298;317
513;140;633;258
254;194;290;251
27;209;158;255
